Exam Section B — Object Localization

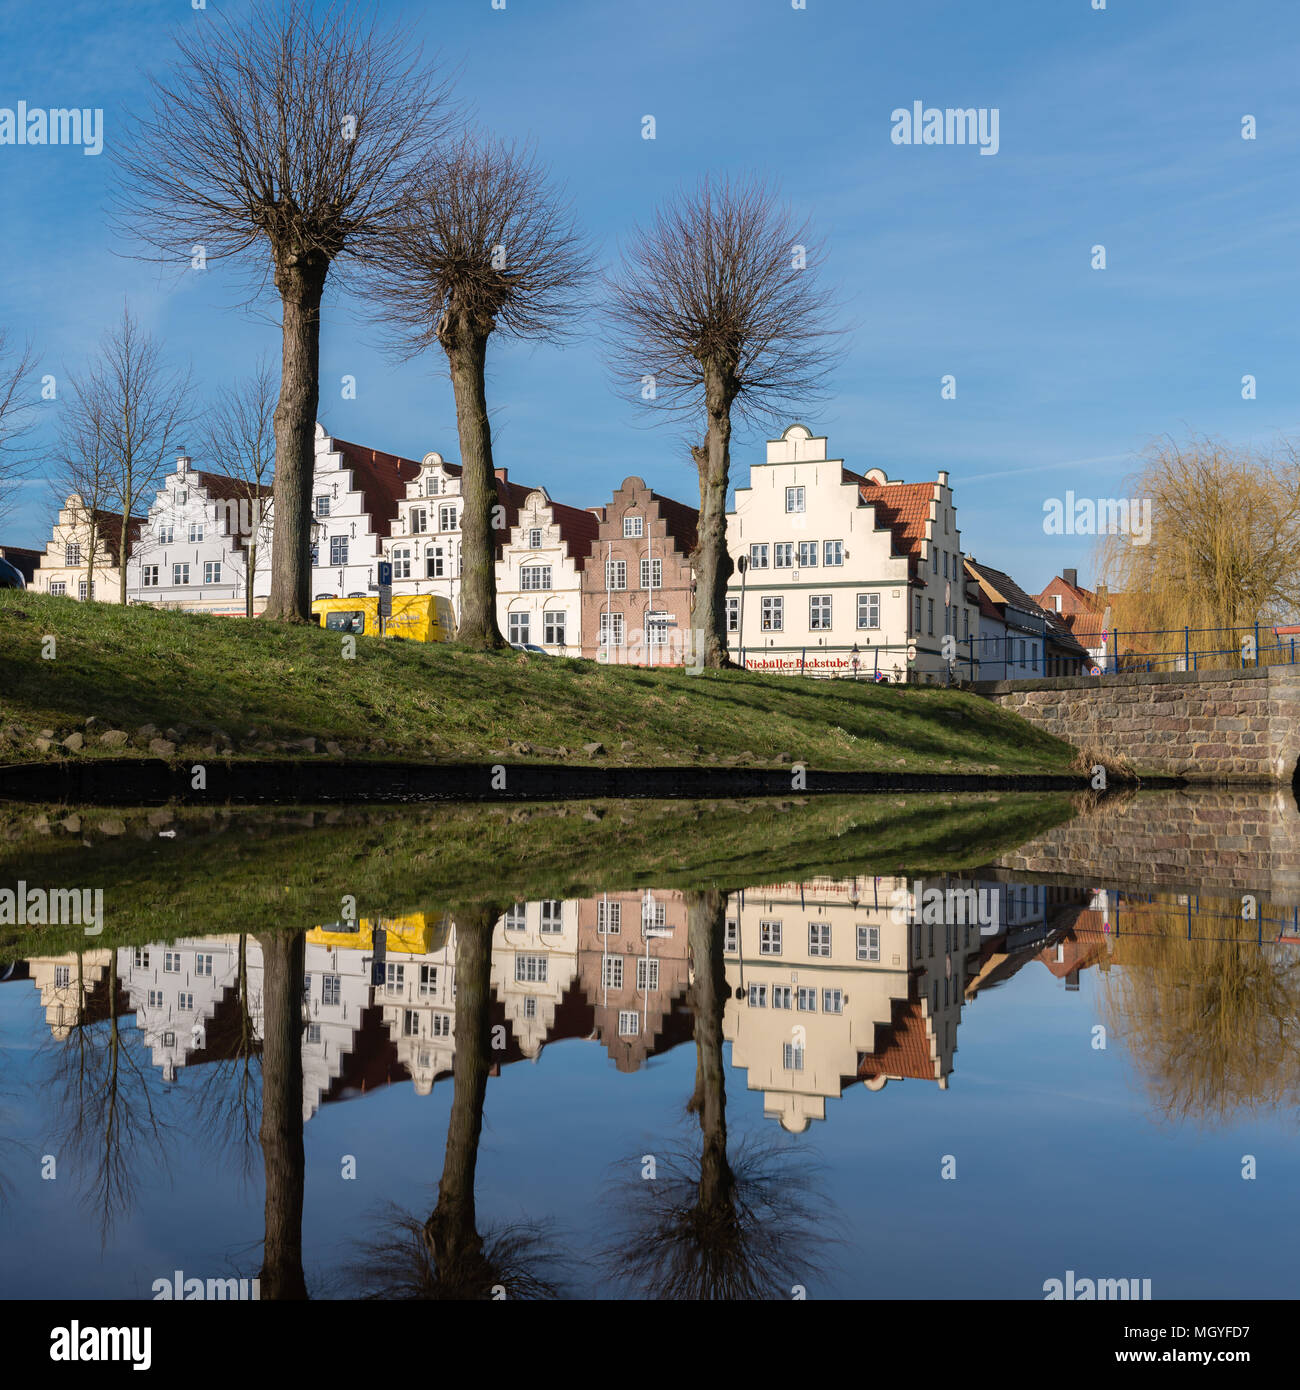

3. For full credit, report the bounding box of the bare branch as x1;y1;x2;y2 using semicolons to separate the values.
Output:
0;331;42;529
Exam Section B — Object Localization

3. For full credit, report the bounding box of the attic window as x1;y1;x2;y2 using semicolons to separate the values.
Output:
623;515;643;538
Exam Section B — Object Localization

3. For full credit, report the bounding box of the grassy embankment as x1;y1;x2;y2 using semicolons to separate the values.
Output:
0;593;1078;773
0;790;1078;958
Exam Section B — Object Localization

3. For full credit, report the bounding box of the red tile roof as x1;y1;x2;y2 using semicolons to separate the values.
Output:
854;479;938;579
0;545;41;581
858;991;938;1082
332;437;423;540
194;470;274;504
649;489;700;555
83;508;145;560
548;499;601;567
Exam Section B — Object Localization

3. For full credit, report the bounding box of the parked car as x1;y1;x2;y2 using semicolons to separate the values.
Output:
311;594;455;642
510;642;549;654
0;555;26;589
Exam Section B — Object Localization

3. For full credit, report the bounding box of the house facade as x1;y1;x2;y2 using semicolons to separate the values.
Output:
724;424;974;681
1036;568;1111;668
310;426;421;600
495;487;599;654
127;455;275;615
580;476;699;665
721;875;972;1131
33;495;143;602
964;559;1049;680
381;452;540;629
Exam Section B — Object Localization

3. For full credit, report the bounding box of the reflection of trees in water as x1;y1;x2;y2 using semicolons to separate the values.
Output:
47;950;172;1244
1099;897;1300;1127
256;931;308;1299
600;888;833;1300
347;904;568;1299
193;934;262;1182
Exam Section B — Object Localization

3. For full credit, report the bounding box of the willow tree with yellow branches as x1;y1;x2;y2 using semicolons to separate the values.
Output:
1097;434;1300;665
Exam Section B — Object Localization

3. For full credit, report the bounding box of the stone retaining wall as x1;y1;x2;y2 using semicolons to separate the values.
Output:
989;787;1300;905
974;665;1300;783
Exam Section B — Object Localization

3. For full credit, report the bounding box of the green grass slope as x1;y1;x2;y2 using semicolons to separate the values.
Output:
0;593;1078;774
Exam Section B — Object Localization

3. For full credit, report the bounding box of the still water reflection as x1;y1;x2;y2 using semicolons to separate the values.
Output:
1;792;1298;1300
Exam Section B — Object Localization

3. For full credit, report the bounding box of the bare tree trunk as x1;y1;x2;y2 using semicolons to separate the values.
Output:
691;367;738;670
247;541;256;619
685;888;735;1216
85;521;97;605
425;903;498;1281
265;259;328;622
444;324;505;650
117;509;129;605
257;931;308;1299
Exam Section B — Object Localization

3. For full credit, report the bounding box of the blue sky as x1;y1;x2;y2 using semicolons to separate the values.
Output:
3;0;1299;593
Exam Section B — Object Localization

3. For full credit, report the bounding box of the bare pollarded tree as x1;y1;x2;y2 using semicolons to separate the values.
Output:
369;131;593;648
74;305;192;603
604;176;841;668
115;1;456;622
0;330;40;530
203;360;278;617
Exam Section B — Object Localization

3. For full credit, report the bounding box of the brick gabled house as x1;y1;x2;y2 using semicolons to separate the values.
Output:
1036;568;1112;667
580;476;699;664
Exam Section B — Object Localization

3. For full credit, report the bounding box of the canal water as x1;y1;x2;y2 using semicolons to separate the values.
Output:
0;790;1296;1300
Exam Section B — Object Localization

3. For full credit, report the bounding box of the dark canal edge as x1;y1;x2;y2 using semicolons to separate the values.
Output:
0;758;1186;806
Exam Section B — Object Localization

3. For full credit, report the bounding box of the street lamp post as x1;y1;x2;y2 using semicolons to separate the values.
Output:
736;553;749;667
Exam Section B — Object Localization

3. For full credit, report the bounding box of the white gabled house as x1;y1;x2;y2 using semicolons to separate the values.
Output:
127;454;274;615
33;495;143;602
310;425;421;600
381;450;540;627
725;424;974;682
496;487;599;653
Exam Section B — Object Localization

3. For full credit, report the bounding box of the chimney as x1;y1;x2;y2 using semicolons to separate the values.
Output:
176;451;190;477
1063;567;1078;588
495;467;508;484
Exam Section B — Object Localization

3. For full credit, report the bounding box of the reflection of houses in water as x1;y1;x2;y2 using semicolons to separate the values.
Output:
575;890;694;1072
24;950;121;1039
963;883;1097;999
117;938;247;1081
491;899;580;1061
722;876;979;1132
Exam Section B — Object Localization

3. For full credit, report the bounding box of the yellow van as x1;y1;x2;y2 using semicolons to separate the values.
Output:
311;594;455;643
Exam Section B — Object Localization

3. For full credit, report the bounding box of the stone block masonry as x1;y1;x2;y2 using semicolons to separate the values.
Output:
992;787;1300;906
973;666;1300;784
